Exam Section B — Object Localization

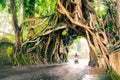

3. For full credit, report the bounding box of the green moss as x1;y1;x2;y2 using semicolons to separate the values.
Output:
6;46;14;57
0;36;15;43
109;70;120;80
13;53;41;65
0;41;14;65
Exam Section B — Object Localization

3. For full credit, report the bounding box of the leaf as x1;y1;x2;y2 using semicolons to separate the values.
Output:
62;30;67;35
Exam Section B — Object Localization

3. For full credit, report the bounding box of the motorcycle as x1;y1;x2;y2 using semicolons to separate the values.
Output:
74;53;79;64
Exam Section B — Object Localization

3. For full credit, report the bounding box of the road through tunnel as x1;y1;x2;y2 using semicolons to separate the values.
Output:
67;36;90;67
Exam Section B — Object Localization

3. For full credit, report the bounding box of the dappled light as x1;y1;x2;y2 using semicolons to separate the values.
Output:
68;59;89;68
0;11;13;36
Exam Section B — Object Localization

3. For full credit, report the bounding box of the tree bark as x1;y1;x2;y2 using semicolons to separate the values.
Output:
117;0;120;35
10;0;22;55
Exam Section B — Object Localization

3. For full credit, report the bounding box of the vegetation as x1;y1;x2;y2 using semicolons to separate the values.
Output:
0;0;120;68
108;70;120;80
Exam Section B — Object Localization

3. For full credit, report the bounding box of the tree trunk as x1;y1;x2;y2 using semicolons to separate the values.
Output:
22;0;25;22
117;0;120;35
89;46;98;67
10;0;22;55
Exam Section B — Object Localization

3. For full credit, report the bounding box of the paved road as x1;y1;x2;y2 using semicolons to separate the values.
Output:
0;59;111;80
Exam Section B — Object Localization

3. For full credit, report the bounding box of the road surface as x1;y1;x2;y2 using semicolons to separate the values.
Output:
0;59;111;80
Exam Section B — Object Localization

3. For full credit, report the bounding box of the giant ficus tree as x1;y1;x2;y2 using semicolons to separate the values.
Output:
20;0;108;65
8;0;120;65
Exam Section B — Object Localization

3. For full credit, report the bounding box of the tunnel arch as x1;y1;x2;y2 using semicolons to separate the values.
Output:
60;28;98;67
68;36;90;66
21;0;110;66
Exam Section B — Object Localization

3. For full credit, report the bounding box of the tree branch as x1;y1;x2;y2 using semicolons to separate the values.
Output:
39;25;67;36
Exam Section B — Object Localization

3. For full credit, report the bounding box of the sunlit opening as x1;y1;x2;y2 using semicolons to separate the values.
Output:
0;11;14;36
67;37;90;68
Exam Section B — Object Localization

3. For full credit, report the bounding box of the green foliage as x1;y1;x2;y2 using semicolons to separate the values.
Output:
62;30;67;36
33;19;49;37
0;4;2;12
0;36;15;43
108;70;120;80
35;0;57;17
14;53;40;65
25;56;33;64
15;0;21;12
76;36;83;41
0;41;14;65
6;46;13;57
27;43;35;49
22;0;57;40
15;53;25;65
0;0;6;11
24;0;35;18
95;1;108;25
70;36;83;50
105;21;114;33
94;0;117;33
101;6;108;19
23;22;29;40
24;0;57;18
89;0;94;2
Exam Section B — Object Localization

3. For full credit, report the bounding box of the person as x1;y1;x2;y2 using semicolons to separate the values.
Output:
74;53;79;64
